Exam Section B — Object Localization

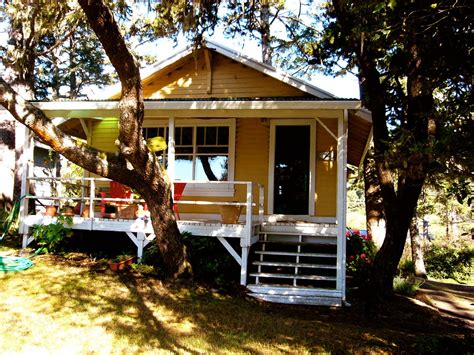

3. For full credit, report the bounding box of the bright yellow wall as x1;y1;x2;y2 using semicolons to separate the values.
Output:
143;51;307;99
91;118;119;152
315;119;338;217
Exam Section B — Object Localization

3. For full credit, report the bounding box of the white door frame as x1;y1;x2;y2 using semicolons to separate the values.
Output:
268;119;316;215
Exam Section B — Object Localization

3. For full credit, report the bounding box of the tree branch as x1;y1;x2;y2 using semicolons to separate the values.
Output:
0;77;135;183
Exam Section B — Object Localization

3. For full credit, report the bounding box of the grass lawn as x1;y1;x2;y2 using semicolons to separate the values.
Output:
0;250;472;354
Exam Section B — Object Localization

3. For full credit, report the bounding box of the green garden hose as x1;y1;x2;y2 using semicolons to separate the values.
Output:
0;256;33;272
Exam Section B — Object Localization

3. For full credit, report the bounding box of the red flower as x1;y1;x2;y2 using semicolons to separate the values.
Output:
360;253;366;260
348;255;355;261
346;231;351;237
353;229;360;235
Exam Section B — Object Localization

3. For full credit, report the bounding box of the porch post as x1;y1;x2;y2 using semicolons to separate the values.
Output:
336;110;348;300
168;117;175;194
20;127;33;247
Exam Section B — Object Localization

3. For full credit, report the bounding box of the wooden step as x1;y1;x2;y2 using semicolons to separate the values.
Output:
248;293;342;306
248;284;341;296
255;251;337;258
259;231;337;237
252;261;336;269
249;272;337;281
258;239;337;246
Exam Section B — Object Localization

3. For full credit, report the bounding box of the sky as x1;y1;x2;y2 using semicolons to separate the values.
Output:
0;2;360;100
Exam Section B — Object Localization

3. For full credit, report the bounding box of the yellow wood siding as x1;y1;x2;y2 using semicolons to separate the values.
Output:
90;118;119;152
315;119;337;217
143;52;307;99
234;118;269;213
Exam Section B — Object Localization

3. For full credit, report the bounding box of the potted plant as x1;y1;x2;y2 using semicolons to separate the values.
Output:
108;254;135;271
60;199;75;216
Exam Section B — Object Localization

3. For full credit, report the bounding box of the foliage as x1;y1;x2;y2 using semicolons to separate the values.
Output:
346;228;375;285
393;276;422;297
181;231;238;286
31;215;73;254
424;243;473;283
398;259;415;277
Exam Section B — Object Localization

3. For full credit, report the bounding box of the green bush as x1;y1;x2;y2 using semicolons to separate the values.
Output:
346;228;376;286
182;232;237;286
31;216;73;253
393;276;422;296
141;232;238;286
398;259;415;276
424;243;473;282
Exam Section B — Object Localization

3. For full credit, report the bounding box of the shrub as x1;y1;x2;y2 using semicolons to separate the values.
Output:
31;216;73;253
393;276;422;296
346;228;376;286
424;243;473;282
398;259;415;276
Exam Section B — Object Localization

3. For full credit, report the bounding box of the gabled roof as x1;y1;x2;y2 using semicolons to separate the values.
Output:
102;39;336;100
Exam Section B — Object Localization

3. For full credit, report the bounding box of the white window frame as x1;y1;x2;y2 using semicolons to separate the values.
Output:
143;118;236;197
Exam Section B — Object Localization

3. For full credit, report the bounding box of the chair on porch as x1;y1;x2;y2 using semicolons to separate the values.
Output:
173;182;186;220
100;181;133;218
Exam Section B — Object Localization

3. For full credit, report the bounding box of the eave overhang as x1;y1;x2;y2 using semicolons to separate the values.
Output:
32;99;362;119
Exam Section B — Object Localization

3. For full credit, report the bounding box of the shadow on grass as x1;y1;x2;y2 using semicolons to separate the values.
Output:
3;255;472;353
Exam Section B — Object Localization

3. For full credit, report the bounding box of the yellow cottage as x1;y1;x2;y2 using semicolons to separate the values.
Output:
21;40;372;306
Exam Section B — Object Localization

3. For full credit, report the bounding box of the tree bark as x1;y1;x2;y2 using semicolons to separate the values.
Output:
363;154;385;249
410;214;427;278
1;0;190;278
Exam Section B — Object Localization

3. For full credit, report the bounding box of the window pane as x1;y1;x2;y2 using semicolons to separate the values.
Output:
195;155;228;181
181;127;193;145
217;126;229;145
197;127;205;145
175;155;193;181
176;147;193;154
205;126;217;145
197;146;228;154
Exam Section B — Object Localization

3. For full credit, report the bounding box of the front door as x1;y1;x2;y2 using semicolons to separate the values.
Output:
273;125;310;215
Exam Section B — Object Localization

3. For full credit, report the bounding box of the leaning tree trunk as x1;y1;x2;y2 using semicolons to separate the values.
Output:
0;0;190;278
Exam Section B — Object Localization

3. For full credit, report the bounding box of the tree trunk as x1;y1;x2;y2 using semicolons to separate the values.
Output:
410;214;427;278
1;0;191;279
363;154;385;249
260;3;272;65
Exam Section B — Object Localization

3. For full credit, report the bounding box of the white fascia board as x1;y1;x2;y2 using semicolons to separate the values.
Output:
33;100;361;117
203;39;336;99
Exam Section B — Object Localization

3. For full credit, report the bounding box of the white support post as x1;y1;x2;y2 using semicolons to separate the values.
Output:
217;236;242;265
336;110;349;300
243;182;253;247
136;232;146;261
258;184;265;223
240;247;249;285
168;117;175;195
20;128;33;248
89;178;95;230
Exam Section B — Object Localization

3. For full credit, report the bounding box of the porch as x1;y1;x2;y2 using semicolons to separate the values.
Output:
20;176;345;305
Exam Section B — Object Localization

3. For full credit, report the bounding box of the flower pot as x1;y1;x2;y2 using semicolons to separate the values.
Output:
61;206;75;216
219;205;242;224
44;205;57;216
81;205;91;218
108;256;134;271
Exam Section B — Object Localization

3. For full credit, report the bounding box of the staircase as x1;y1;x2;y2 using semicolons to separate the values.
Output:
247;223;343;306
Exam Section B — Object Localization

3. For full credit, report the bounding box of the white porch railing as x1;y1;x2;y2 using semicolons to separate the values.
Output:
23;177;265;245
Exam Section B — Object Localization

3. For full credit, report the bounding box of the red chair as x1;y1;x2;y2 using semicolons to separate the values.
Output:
173;182;186;219
100;182;132;217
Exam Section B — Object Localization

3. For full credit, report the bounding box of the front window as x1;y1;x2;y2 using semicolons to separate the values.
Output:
142;120;235;196
175;126;229;181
